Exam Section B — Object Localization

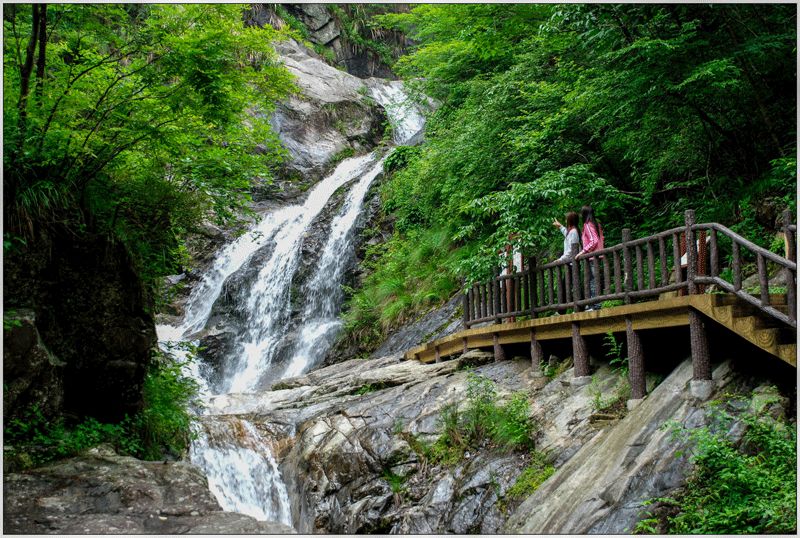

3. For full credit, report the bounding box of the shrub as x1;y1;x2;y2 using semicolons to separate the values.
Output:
426;372;536;465
635;398;796;534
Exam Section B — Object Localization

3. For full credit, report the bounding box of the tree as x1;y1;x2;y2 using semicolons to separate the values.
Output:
3;4;295;280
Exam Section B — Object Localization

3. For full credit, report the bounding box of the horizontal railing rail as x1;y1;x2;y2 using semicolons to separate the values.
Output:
463;209;796;330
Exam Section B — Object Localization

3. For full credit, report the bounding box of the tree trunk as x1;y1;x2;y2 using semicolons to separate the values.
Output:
34;4;47;103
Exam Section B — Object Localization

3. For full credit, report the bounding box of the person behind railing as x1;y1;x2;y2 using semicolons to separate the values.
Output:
575;205;605;310
552;211;581;314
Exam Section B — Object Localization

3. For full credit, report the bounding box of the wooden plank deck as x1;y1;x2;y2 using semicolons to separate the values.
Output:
404;294;796;367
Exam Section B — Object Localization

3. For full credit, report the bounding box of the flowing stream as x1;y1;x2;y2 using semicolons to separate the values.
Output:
156;79;424;529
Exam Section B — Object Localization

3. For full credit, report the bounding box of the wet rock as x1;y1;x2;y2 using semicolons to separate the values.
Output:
3;445;294;534
269;39;387;183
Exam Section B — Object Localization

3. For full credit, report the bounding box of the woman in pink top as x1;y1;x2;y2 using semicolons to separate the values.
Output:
576;205;604;310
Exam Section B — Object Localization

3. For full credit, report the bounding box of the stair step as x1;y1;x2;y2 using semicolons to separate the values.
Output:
750;327;780;350
777;344;797;366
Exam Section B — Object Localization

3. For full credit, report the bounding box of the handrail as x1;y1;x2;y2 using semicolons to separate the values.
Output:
463;209;796;330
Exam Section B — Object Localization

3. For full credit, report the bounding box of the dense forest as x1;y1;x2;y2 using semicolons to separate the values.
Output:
341;3;797;351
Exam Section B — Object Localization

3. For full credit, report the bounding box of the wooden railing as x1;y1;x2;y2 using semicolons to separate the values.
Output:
463;209;796;329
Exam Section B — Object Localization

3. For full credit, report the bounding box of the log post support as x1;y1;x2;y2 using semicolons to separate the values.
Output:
625;316;646;401
435;345;441;364
493;333;506;362
462;280;470;328
462;337;468;354
689;308;714;400
571;322;591;384
530;327;544;376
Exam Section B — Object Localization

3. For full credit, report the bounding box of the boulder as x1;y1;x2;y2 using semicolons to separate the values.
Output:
3;310;65;422
4;227;155;424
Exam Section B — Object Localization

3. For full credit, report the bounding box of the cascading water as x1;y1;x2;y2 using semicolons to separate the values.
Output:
156;77;424;529
189;417;292;525
280;155;386;379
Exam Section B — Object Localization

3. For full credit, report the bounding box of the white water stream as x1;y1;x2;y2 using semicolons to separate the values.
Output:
156;79;424;529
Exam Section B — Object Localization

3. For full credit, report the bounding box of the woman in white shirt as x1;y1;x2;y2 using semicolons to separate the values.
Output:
552;211;581;263
552;212;581;312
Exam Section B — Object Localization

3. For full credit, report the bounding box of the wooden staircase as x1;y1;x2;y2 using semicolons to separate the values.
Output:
688;294;795;366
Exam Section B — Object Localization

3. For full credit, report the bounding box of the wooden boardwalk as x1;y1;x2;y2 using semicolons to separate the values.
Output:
403;210;796;400
404;293;796;367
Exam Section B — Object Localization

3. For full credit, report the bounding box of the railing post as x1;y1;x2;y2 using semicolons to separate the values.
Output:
570;242;582;311
462;279;470;328
626;316;646;401
622;228;632;304
784;209;796;263
493;269;501;324
528;256;538;317
685;210;697;295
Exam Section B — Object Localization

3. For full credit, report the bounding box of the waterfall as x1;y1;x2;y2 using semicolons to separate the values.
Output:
279;155;386;379
189;417;292;525
224;153;383;393
368;80;426;144
156;77;424;529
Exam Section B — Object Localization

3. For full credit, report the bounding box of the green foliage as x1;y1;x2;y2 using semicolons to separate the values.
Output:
3;309;23;331
603;331;628;375
131;344;201;460
381;467;408;494
589;374;631;414
383;145;420;173
4;4;294;283
3;343;199;467
351;4;795;334
504;450;556;500
636;398;796;534
427;373;537;465
4;403;138;468
340;226;468;353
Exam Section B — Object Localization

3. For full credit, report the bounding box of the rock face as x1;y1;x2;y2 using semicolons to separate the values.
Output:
195;348;785;535
3;445;294;534
275;4;408;79
4;228;155;423
371;294;464;360
3;310;65;422
503;360;738;534
268;39;388;183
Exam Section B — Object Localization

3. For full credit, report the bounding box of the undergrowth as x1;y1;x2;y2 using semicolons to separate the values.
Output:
498;450;555;512
408;372;537;467
4;344;200;468
634;394;796;534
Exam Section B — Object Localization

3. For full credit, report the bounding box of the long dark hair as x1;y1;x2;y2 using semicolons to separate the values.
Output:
580;205;602;233
566;211;579;231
